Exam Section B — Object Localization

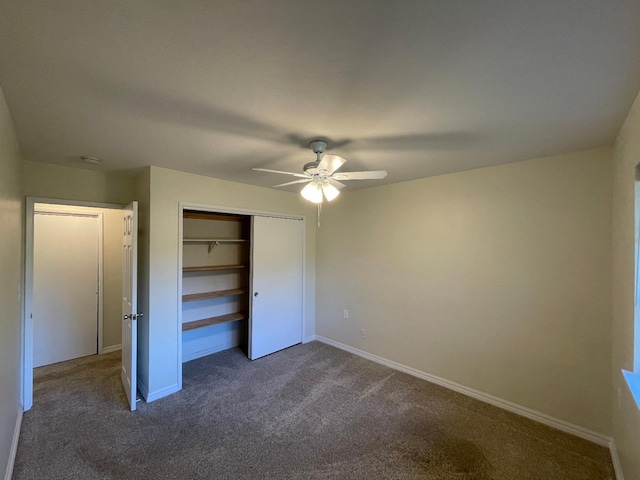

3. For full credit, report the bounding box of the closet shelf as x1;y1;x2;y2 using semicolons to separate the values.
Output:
183;238;247;253
183;264;246;273
182;312;245;332
182;288;246;303
183;238;247;243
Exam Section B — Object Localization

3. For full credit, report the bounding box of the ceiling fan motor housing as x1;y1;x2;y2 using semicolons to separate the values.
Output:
303;161;319;175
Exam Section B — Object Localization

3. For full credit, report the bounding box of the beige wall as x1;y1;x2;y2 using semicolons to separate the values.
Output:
23;160;135;205
316;147;613;435
612;91;640;479
140;166;316;397
0;88;24;477
102;209;123;348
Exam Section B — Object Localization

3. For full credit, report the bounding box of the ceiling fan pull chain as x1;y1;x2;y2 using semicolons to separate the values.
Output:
317;202;322;228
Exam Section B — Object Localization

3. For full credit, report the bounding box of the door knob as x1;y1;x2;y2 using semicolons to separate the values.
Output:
254;292;259;297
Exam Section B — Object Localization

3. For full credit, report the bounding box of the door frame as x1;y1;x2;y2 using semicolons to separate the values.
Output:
23;197;124;411
177;202;306;389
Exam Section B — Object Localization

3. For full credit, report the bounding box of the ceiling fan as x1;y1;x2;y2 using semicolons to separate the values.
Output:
253;140;388;204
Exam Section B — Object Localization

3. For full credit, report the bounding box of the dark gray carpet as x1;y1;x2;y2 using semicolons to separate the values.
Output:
14;342;615;479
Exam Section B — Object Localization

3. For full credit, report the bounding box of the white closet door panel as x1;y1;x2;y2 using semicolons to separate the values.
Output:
249;216;303;360
33;213;99;367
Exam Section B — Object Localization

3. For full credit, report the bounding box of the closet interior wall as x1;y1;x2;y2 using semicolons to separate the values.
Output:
181;210;250;362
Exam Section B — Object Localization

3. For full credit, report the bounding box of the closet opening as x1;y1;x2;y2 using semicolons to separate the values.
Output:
178;204;305;383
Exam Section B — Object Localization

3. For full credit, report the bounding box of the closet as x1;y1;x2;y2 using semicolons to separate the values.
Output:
181;208;303;363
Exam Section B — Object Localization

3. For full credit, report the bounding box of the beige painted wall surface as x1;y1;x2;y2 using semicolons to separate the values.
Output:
317;148;613;435
612;90;640;479
23;160;135;205
143;166;316;396
0;87;23;477
102;208;123;347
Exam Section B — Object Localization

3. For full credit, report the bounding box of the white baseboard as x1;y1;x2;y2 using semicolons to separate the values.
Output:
4;409;22;480
144;383;181;403
302;335;316;344
182;340;238;363
609;439;624;480
315;336;613;448
100;344;121;354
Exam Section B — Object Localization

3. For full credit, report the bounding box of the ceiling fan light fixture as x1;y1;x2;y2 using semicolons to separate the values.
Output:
301;182;323;203
253;139;387;210
321;183;340;201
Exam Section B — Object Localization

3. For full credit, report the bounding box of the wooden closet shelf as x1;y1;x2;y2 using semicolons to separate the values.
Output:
182;312;246;332
182;288;246;302
183;264;246;273
183;238;247;243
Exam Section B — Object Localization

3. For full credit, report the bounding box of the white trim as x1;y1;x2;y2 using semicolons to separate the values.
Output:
303;335;316;344
609;439;624;480
177;202;184;391
97;212;104;355
143;383;181;403
315;336;613;448
182;340;239;363
101;344;122;354
23;201;34;410
300;217;307;357
4;410;22;480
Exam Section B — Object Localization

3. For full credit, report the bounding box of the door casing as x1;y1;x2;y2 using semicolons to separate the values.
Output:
23;197;125;411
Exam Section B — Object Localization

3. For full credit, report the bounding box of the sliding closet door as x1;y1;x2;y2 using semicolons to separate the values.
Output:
249;216;303;360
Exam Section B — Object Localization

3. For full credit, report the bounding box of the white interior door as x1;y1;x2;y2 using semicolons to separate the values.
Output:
121;201;138;411
249;216;303;360
33;212;99;367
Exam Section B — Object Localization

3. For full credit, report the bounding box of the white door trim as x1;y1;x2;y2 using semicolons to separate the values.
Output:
23;197;124;411
177;202;306;390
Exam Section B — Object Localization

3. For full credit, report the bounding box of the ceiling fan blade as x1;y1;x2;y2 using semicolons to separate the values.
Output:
333;170;388;180
316;154;347;176
328;178;346;189
253;168;309;178
273;179;312;188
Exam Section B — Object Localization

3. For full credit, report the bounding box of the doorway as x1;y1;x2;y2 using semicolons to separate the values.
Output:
23;198;126;410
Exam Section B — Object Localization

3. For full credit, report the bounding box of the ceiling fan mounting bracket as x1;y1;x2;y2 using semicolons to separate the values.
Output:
309;140;327;154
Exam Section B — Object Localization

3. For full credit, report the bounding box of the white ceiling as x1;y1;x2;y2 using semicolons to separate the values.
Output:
1;1;639;191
